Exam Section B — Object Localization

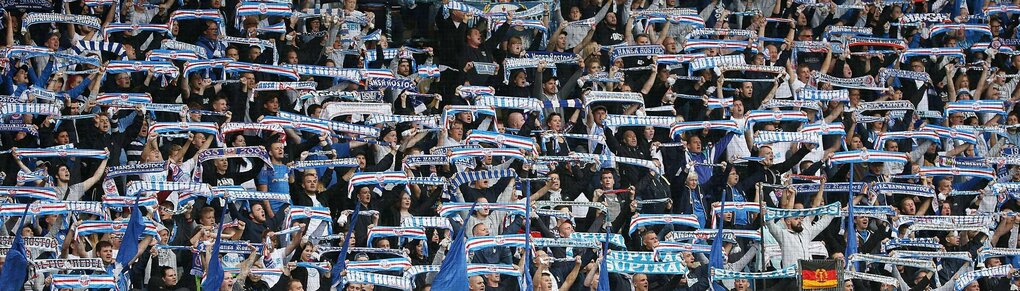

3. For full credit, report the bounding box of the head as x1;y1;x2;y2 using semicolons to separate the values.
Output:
161;266;178;286
599;170;615;189
784;216;805;233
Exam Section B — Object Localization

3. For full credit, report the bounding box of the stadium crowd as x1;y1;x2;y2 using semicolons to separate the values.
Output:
0;0;1019;290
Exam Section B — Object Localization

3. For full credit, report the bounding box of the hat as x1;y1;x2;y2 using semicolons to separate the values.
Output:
35;160;49;168
957;89;972;97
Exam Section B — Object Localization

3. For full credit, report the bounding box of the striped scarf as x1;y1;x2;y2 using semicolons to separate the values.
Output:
813;72;885;91
764;202;841;220
848;254;936;271
1;103;61;116
918;166;996;180
321;101;392;119
97;92;152;105
286;206;331;226
222;189;290;202
225;62;298;80
829;150;908;165
689;55;744;73
401;216;451;230
711;266;798;281
0;124;37;136
169;9;222;24
345;271;414;290
801;121;846;136
448;169;517;198
465;130;536;152
476;95;543;112
148;122;220;141
0;186;59;201
881;238;941;252
75;219;159;239
946;100;1006;116
745;110;809;125
603;115;675;128
182;58;229;76
467;264;520;277
921;124;977;144
16;147;107;159
466;234;528;251
220;122;286;141
875;131;941;149
277;111;379;136
438;200;526;216
348;171;408;197
877;68;931;87
584;91;644;108
449;148;527;164
261;115;331;134
0;203;66;216
163;40;209;59
253;81;317;92
24;13;100;29
403;154;449;167
894;250;971;262
670;120;743;138
125;181;212;196
870;183;935;198
257;22;287;35
347;258;412;273
443;105;497;128
290;158;359;170
609;45;665;62
366;226;426;242
957;266;1015;291
628;214;700;235
102;195;158;208
283;64;360;81
72;40;127;60
103;22;172;39
896;215;992;229
797;89;850;102
52;274;116;289
146;49;202;62
754;131;821;146
900;47;966;64
686;38;759;54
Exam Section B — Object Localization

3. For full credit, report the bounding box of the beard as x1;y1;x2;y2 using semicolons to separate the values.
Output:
790;223;804;233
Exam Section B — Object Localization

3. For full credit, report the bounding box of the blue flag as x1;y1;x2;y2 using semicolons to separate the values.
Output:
114;196;146;290
201;204;228;290
845;167;859;271
597;226;610;291
521;182;534;291
709;193;727;291
433;203;477;290
331;201;362;288
0;206;30;291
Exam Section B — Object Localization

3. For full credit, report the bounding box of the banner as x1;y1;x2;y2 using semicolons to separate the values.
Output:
605;260;689;274
799;259;840;290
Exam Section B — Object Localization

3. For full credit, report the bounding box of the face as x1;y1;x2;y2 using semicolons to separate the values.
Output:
287;52;299;64
264;97;280;113
163;268;178;286
688;136;702;153
543;78;557;94
226;48;239;60
214;159;228;171
213;98;228;112
785;217;804;233
593;109;607;124
600;173;614;189
55;131;70;145
57;166;71;182
270;142;285;160
300;245;315;261
633;274;649;291
467;29;482;47
116;73;131;88
623;131;637;147
98;246;114;264
302;175;318;192
642;232;658;249
251;204;267;223
249;47;262;61
760;146;775;166
569;7;581;21
549;174;561;190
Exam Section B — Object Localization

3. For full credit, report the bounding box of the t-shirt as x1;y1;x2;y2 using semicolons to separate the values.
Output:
257;164;291;212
